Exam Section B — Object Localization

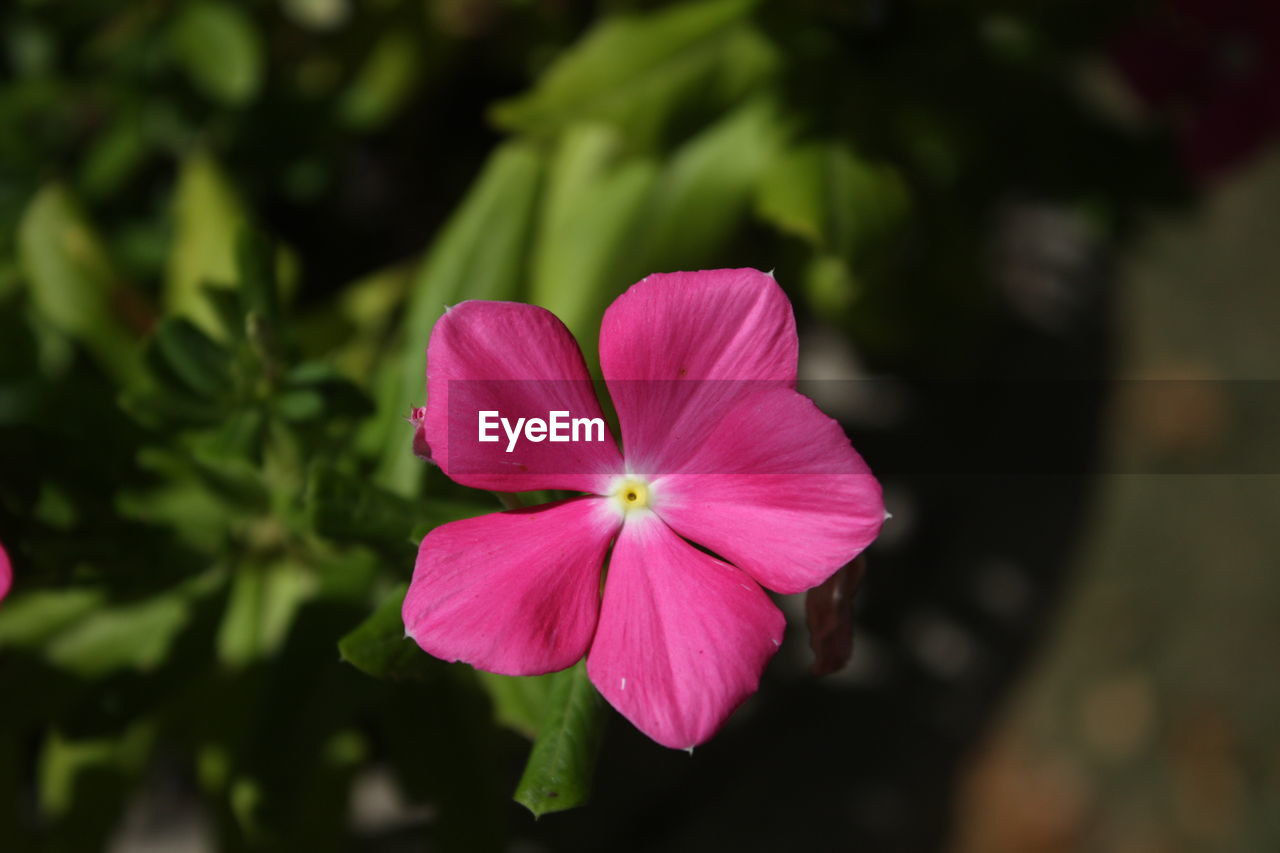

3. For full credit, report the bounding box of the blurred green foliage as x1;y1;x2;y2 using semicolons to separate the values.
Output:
0;0;1183;848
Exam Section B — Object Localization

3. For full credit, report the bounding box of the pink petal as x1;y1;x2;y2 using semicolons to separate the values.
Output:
652;387;884;594
404;498;619;675
599;269;798;475
587;514;785;749
0;541;10;603
424;301;623;493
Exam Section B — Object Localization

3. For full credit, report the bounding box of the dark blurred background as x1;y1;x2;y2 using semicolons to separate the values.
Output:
1;0;1278;851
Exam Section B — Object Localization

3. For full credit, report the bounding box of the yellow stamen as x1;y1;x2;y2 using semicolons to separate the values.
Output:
613;478;650;513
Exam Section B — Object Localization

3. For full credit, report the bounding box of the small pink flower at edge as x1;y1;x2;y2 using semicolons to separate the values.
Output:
402;269;885;750
0;540;11;603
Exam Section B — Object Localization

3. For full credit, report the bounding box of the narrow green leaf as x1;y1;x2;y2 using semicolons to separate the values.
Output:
338;584;436;681
373;142;544;494
513;661;604;817
169;0;263;105
529;123;657;347
491;0;763;146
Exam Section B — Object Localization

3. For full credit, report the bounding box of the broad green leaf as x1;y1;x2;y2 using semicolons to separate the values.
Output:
756;140;909;318
754;143;827;245
638;98;781;273
477;672;558;740
17;184;136;378
756;140;910;258
169;0;263;105
166;152;247;336
374;142;544;494
513;661;604;817
339;31;422;130
529;124;657;346
35;571;220;677
217;561;315;668
45;593;191;677
491;0;769;147
338;584;437;681
0;588;106;648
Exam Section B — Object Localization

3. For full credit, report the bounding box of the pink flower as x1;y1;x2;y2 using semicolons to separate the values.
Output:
402;269;884;749
0;541;11;603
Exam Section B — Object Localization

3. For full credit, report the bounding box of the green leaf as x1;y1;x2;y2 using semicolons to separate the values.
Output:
44;586;202;678
804;253;860;317
119;386;229;428
339;31;422;130
17;184;136;378
0;588;106;649
79;110;149;200
165;152;248;336
529;124;657;346
216;562;315;668
38;722;155;849
491;0;768;147
476;672;558;740
282;362;374;421
513;661;604;817
637;98;781;273
169;0;263;105
235;229;283;331
307;464;489;551
755;140;910;258
373;142;544;494
338;584;436;681
754;143;827;246
149;316;235;398
182;445;272;510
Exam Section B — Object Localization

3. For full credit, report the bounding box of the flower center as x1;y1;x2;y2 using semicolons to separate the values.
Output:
611;478;651;514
